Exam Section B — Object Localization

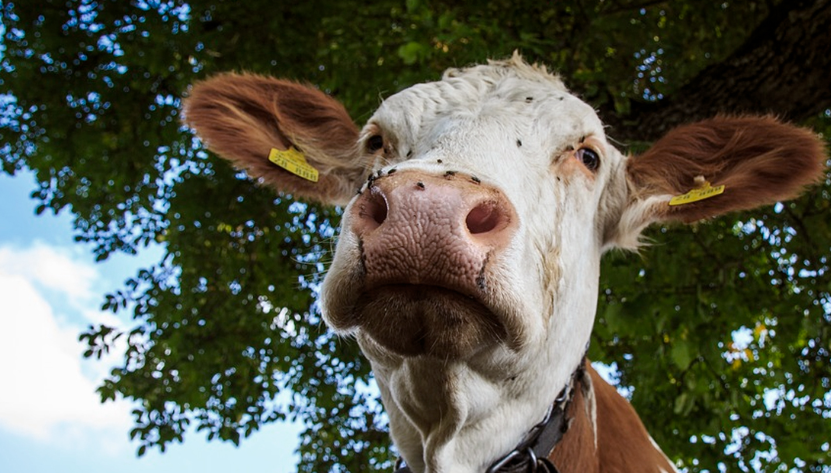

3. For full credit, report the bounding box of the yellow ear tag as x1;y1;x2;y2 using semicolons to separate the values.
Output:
669;180;725;206
268;147;319;182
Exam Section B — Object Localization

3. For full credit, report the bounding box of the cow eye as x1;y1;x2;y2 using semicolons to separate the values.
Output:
367;135;384;153
576;148;599;171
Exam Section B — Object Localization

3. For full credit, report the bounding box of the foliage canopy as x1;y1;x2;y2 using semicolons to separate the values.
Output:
1;0;829;471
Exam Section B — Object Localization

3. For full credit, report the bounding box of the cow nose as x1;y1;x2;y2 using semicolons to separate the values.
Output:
352;171;514;246
348;170;517;291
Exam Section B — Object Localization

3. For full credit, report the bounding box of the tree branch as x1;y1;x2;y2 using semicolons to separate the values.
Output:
603;0;831;144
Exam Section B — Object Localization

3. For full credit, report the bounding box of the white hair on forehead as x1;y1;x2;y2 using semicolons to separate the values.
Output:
442;51;568;92
376;52;571;130
371;51;577;163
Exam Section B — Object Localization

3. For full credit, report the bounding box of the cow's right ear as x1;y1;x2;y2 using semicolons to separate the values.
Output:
605;116;826;250
183;73;366;206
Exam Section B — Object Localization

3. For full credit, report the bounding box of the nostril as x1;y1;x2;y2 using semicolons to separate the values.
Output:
466;201;502;235
363;190;388;227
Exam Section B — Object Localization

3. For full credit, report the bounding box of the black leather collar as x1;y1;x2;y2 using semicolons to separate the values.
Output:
394;358;586;473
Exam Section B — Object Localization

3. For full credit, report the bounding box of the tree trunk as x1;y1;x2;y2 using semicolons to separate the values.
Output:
605;0;831;144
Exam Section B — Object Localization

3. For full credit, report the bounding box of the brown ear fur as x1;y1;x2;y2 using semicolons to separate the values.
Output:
628;116;827;223
183;73;364;205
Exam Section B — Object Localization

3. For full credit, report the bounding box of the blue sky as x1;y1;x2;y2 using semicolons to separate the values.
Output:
0;171;303;472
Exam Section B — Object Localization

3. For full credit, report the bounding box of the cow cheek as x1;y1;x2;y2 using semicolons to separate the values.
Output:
320;238;365;331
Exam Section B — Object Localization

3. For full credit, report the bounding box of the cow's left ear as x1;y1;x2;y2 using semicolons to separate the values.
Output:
183;73;366;206
606;116;827;249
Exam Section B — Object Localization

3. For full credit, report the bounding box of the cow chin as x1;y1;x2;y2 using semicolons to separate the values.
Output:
350;285;507;360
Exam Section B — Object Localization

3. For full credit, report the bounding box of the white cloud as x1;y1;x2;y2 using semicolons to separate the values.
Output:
0;244;95;305
0;242;133;450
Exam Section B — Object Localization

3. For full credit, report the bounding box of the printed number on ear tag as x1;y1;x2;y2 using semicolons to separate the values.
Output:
669;181;725;206
268;147;319;182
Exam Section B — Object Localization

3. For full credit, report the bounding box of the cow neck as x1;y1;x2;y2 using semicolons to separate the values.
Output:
393;355;587;473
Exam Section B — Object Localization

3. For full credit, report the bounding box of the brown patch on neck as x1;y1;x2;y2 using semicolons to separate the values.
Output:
548;362;675;473
549;362;600;472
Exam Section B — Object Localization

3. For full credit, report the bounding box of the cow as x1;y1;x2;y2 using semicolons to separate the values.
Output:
183;54;826;473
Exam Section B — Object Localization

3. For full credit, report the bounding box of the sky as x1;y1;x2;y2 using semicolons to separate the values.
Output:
0;171;303;473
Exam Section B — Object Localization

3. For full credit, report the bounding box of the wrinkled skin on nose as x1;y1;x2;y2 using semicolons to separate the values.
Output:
324;170;519;359
354;171;515;293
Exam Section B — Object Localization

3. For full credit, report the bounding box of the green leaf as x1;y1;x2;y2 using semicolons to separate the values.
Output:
405;0;420;13
398;41;426;65
603;302;623;332
673;392;689;415
670;340;693;370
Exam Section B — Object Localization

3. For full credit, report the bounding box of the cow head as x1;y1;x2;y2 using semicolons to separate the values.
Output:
184;55;825;472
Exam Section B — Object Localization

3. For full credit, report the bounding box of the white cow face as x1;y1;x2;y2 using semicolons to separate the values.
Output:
321;60;621;373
